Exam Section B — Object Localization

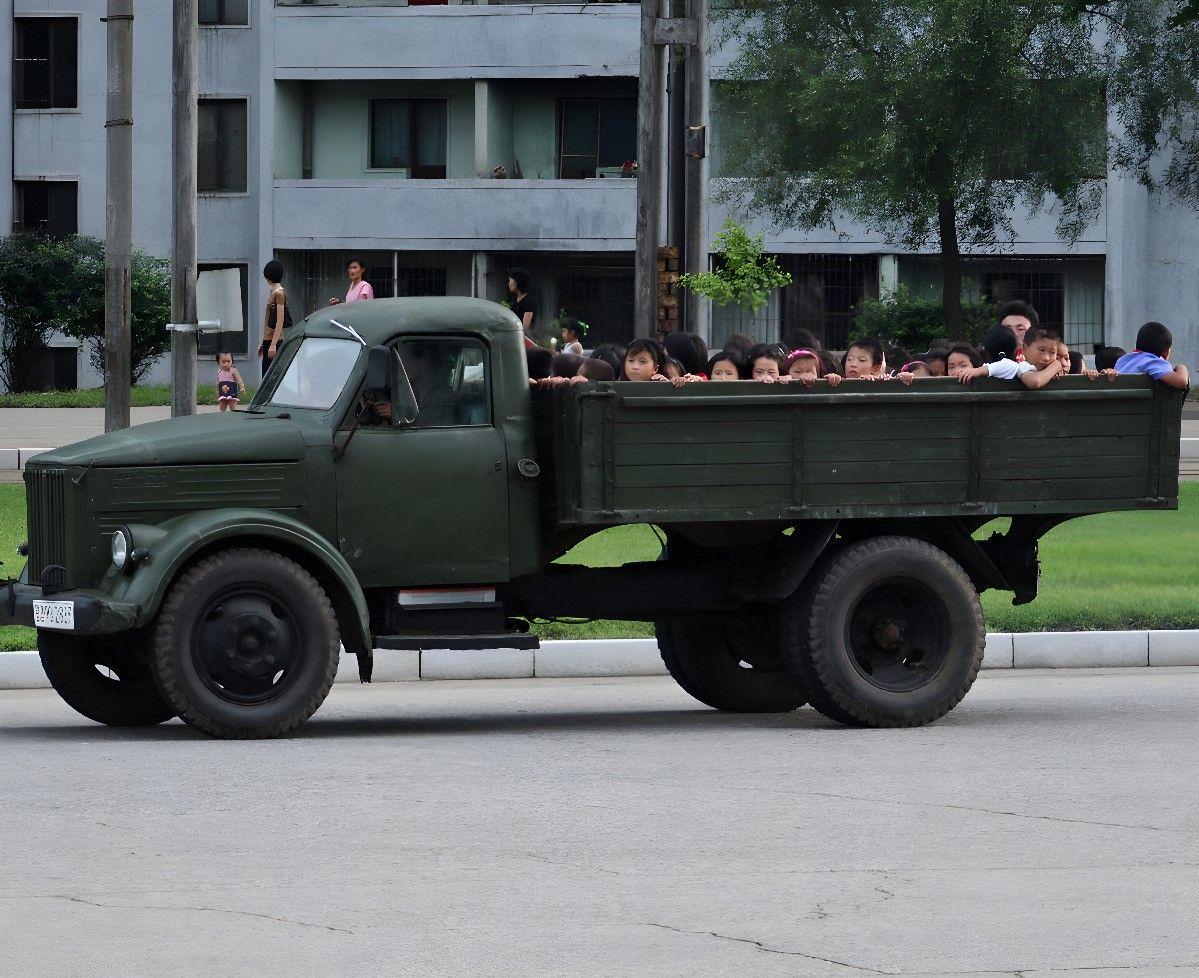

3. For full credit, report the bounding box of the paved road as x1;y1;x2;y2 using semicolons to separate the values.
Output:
0;670;1195;977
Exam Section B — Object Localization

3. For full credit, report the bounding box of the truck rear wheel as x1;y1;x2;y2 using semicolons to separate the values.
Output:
151;549;340;739
782;536;984;728
655;617;807;713
39;629;176;727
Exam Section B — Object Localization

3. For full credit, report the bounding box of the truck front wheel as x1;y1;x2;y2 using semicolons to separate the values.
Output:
655;617;807;713
782;536;984;728
39;629;176;727
151;549;341;739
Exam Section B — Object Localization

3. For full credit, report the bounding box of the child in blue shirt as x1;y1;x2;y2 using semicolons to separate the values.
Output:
1116;322;1190;389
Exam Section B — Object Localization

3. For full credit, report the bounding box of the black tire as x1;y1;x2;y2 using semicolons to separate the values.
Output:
782;535;984;728
655;616;807;713
151;549;340;739
39;628;176;727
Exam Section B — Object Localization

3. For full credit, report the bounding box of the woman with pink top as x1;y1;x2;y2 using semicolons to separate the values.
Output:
329;258;375;306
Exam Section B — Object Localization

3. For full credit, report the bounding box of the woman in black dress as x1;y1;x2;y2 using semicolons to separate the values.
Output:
506;267;536;344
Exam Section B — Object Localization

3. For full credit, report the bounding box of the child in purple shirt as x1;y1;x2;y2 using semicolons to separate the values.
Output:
1115;322;1190;389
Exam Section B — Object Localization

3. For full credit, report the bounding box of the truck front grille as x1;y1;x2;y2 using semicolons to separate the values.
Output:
26;467;69;584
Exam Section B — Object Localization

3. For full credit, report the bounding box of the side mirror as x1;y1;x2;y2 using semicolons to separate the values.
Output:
365;345;393;397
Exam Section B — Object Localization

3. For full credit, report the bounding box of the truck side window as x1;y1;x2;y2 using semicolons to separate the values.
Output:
399;338;490;428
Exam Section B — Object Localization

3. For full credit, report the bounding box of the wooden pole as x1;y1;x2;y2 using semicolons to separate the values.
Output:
634;0;665;338
171;0;199;417
683;0;710;341
103;0;134;432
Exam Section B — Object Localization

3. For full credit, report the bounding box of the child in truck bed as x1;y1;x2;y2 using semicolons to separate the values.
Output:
1116;322;1191;389
784;348;842;386
842;337;886;380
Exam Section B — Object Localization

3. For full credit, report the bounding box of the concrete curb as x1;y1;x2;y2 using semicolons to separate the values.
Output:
0;448;50;470
2;630;1197;691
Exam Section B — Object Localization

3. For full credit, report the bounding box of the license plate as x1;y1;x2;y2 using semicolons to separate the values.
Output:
33;600;75;630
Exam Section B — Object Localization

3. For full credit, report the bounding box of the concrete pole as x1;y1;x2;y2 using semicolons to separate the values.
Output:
666;0;687;329
683;0;710;341
171;0;199;418
103;0;134;432
634;0;665;338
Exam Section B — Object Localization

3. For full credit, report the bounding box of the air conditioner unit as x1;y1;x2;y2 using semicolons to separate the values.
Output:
595;166;624;178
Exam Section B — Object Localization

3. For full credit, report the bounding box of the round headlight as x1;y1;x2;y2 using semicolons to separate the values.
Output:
111;527;130;570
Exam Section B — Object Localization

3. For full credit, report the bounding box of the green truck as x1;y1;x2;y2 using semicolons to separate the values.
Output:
2;298;1185;738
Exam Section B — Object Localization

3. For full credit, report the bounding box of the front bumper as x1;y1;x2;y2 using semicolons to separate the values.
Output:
0;580;140;634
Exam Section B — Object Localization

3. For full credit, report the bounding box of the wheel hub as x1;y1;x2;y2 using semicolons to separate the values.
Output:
847;583;949;693
193;591;300;704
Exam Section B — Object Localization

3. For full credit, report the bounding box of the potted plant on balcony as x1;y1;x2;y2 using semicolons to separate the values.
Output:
621;160;638;178
492;164;508;179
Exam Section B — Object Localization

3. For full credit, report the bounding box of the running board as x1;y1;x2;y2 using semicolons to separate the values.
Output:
372;633;540;651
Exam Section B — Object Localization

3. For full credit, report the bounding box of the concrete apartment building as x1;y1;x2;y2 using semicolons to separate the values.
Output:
2;0;1196;391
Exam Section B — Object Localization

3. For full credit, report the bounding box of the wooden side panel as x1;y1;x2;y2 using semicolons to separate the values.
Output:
552;378;1181;527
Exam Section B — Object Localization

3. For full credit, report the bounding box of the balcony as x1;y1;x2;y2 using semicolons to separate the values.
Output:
272;178;636;250
273;3;640;80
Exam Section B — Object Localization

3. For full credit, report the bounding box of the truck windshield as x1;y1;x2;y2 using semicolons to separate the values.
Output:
268;338;362;410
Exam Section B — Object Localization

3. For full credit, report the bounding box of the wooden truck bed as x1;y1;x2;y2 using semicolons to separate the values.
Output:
544;376;1185;527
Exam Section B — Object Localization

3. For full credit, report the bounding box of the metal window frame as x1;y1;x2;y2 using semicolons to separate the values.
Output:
12;15;79;111
367;97;449;177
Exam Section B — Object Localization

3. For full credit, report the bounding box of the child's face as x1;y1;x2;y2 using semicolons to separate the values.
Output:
1002;315;1032;347
219;354;233;370
907;363;932;377
843;346;876;378
1057;343;1073;373
927;359;947;377
752;357;780;381
788;357;819;382
624;351;658;381
710;359;740;381
664;362;683;380
562;329;577;344
1025;338;1060;370
946;352;975;376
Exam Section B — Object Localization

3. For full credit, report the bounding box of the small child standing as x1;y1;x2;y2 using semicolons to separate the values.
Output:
560;318;586;357
216;352;246;412
1115;322;1191;389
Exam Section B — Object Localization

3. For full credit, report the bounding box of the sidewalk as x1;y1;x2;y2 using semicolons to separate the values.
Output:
2;632;1197;690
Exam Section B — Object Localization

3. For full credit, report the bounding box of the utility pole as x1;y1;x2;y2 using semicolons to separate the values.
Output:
665;0;687;330
683;0;710;340
633;0;666;338
170;0;198;417
103;0;133;433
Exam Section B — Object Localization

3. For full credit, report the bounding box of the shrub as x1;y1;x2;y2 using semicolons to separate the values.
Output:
852;285;996;351
678;220;792;313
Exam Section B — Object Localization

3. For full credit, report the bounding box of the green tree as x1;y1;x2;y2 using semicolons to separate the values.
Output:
0;233;170;390
713;0;1199;340
852;285;996;351
677;219;792;313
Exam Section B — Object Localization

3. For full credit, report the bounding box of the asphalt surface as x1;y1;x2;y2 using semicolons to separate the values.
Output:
0;669;1196;977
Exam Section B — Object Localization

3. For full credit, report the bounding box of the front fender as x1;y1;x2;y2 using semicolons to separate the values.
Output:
103;509;370;653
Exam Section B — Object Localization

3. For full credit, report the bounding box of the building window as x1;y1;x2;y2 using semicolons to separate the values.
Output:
369;100;448;177
983;269;1064;336
13;18;78;110
558;98;636;178
14;181;78;238
783;255;879;350
198;99;248;193
199;0;249;26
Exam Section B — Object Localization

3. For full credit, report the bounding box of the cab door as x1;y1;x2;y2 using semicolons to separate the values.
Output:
335;336;511;588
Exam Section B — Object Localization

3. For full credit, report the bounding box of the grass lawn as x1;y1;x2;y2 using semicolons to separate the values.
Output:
2;483;1196;652
0;384;257;408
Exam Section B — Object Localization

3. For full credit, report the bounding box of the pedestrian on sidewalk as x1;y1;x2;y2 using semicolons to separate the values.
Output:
259;259;294;381
215;352;246;413
328;258;375;307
